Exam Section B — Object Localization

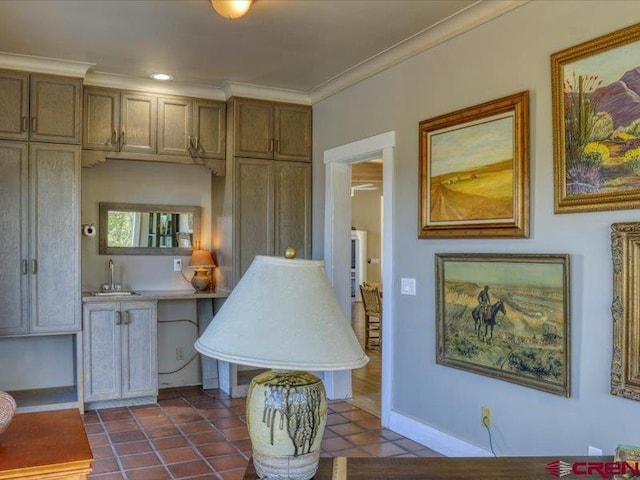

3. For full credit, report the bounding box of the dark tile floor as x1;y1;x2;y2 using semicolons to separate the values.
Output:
84;386;441;480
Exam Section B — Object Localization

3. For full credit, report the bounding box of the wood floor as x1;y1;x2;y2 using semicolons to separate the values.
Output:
350;302;381;417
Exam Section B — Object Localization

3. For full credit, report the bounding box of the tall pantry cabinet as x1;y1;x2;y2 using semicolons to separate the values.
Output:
214;97;312;289
0;70;81;409
211;97;311;397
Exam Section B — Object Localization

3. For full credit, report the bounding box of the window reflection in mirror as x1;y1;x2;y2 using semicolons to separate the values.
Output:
99;203;201;255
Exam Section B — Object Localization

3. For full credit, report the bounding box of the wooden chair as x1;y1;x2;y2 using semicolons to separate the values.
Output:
359;283;382;350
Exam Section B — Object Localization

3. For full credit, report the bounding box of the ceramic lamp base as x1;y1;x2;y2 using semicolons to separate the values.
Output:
191;269;214;292
246;370;327;480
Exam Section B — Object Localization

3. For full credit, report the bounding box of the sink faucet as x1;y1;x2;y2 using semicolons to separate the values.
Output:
108;259;115;290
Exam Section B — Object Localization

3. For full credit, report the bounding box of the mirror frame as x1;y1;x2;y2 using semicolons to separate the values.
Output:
99;202;201;255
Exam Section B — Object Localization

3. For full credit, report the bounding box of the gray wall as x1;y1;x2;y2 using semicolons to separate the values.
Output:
312;1;640;455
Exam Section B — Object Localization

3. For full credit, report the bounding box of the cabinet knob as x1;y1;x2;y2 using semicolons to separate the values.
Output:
31;117;37;133
276;139;281;153
120;130;126;147
269;139;274;152
21;116;27;133
115;311;121;325
123;311;130;325
22;259;28;275
31;259;37;274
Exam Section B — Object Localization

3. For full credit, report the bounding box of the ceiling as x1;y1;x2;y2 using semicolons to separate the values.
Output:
0;0;521;102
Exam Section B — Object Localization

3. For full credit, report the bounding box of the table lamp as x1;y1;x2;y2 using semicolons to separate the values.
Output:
195;252;368;480
188;249;216;292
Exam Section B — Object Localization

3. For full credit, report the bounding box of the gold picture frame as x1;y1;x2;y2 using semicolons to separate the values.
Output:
436;253;571;397
552;23;640;213
418;91;529;238
611;222;640;401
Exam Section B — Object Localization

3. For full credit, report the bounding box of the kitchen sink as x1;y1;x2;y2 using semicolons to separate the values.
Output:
90;291;139;296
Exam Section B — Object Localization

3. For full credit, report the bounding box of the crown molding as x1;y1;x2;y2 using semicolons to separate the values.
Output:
309;0;529;104
0;52;94;78
222;81;311;105
84;72;227;100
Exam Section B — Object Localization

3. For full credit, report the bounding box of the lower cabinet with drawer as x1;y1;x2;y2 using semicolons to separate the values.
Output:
83;300;158;409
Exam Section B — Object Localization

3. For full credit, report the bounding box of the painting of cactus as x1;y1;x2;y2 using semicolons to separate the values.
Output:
553;23;640;213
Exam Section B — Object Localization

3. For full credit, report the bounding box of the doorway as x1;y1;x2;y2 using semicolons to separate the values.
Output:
350;160;383;416
323;131;395;427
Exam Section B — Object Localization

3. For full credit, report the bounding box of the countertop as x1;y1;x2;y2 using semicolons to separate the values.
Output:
82;289;229;302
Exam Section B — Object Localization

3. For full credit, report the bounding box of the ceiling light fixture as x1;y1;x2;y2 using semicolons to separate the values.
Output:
150;72;174;81
210;0;253;19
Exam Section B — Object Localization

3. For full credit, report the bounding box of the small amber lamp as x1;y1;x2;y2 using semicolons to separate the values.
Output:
188;249;216;293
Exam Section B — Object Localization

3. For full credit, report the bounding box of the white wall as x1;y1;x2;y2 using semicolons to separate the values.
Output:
313;1;640;455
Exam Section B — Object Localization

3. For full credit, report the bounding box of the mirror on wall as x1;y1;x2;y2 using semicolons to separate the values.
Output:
99;203;201;255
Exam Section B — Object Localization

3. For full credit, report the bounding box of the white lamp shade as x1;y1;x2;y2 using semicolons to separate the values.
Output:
195;255;368;371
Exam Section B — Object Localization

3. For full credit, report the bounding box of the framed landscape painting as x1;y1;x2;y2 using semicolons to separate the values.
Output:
552;23;640;213
435;253;571;397
418;91;529;238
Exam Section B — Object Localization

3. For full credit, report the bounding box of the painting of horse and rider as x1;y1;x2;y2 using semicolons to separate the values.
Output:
435;254;570;397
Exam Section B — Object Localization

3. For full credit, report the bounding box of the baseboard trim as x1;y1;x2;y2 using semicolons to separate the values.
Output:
388;410;492;457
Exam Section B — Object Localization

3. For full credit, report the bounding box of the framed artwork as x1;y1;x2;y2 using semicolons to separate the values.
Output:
552;23;640;213
611;222;640;402
418;91;529;238
435;253;571;397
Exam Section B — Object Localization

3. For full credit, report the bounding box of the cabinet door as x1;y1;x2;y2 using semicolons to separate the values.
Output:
121;92;157;154
29;143;80;333
0;71;29;141
193;99;225;160
274;161;312;259
234;158;274;281
274;104;312;162
158;96;192;156
121;301;157;398
83;302;121;402
233;98;273;159
0;142;29;335
83;88;120;151
30;75;81;144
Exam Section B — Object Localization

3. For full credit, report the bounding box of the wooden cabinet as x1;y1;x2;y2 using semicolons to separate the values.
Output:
233;158;311;279
83;87;226;163
121;91;157;154
0;71;81;144
0;71;28;141
0;141;81;336
193;99;226;160
83;301;158;404
231;97;311;162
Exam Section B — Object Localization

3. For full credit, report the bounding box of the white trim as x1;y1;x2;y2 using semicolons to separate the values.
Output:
323;131;394;427
84;72;226;100
310;0;527;103
0;52;94;78
389;411;492;458
222;81;311;105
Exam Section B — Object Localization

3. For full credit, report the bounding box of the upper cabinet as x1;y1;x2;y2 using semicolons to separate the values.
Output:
231;97;311;162
0;71;81;144
82;87;226;171
83;88;157;154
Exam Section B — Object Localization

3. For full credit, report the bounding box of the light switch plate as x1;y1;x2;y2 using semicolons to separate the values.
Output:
401;277;416;295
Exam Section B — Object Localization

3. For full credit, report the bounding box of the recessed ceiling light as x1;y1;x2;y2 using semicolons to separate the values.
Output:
150;72;174;81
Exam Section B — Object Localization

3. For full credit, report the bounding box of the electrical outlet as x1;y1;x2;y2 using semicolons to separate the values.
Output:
400;278;416;295
173;258;182;272
176;347;184;361
481;406;491;428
